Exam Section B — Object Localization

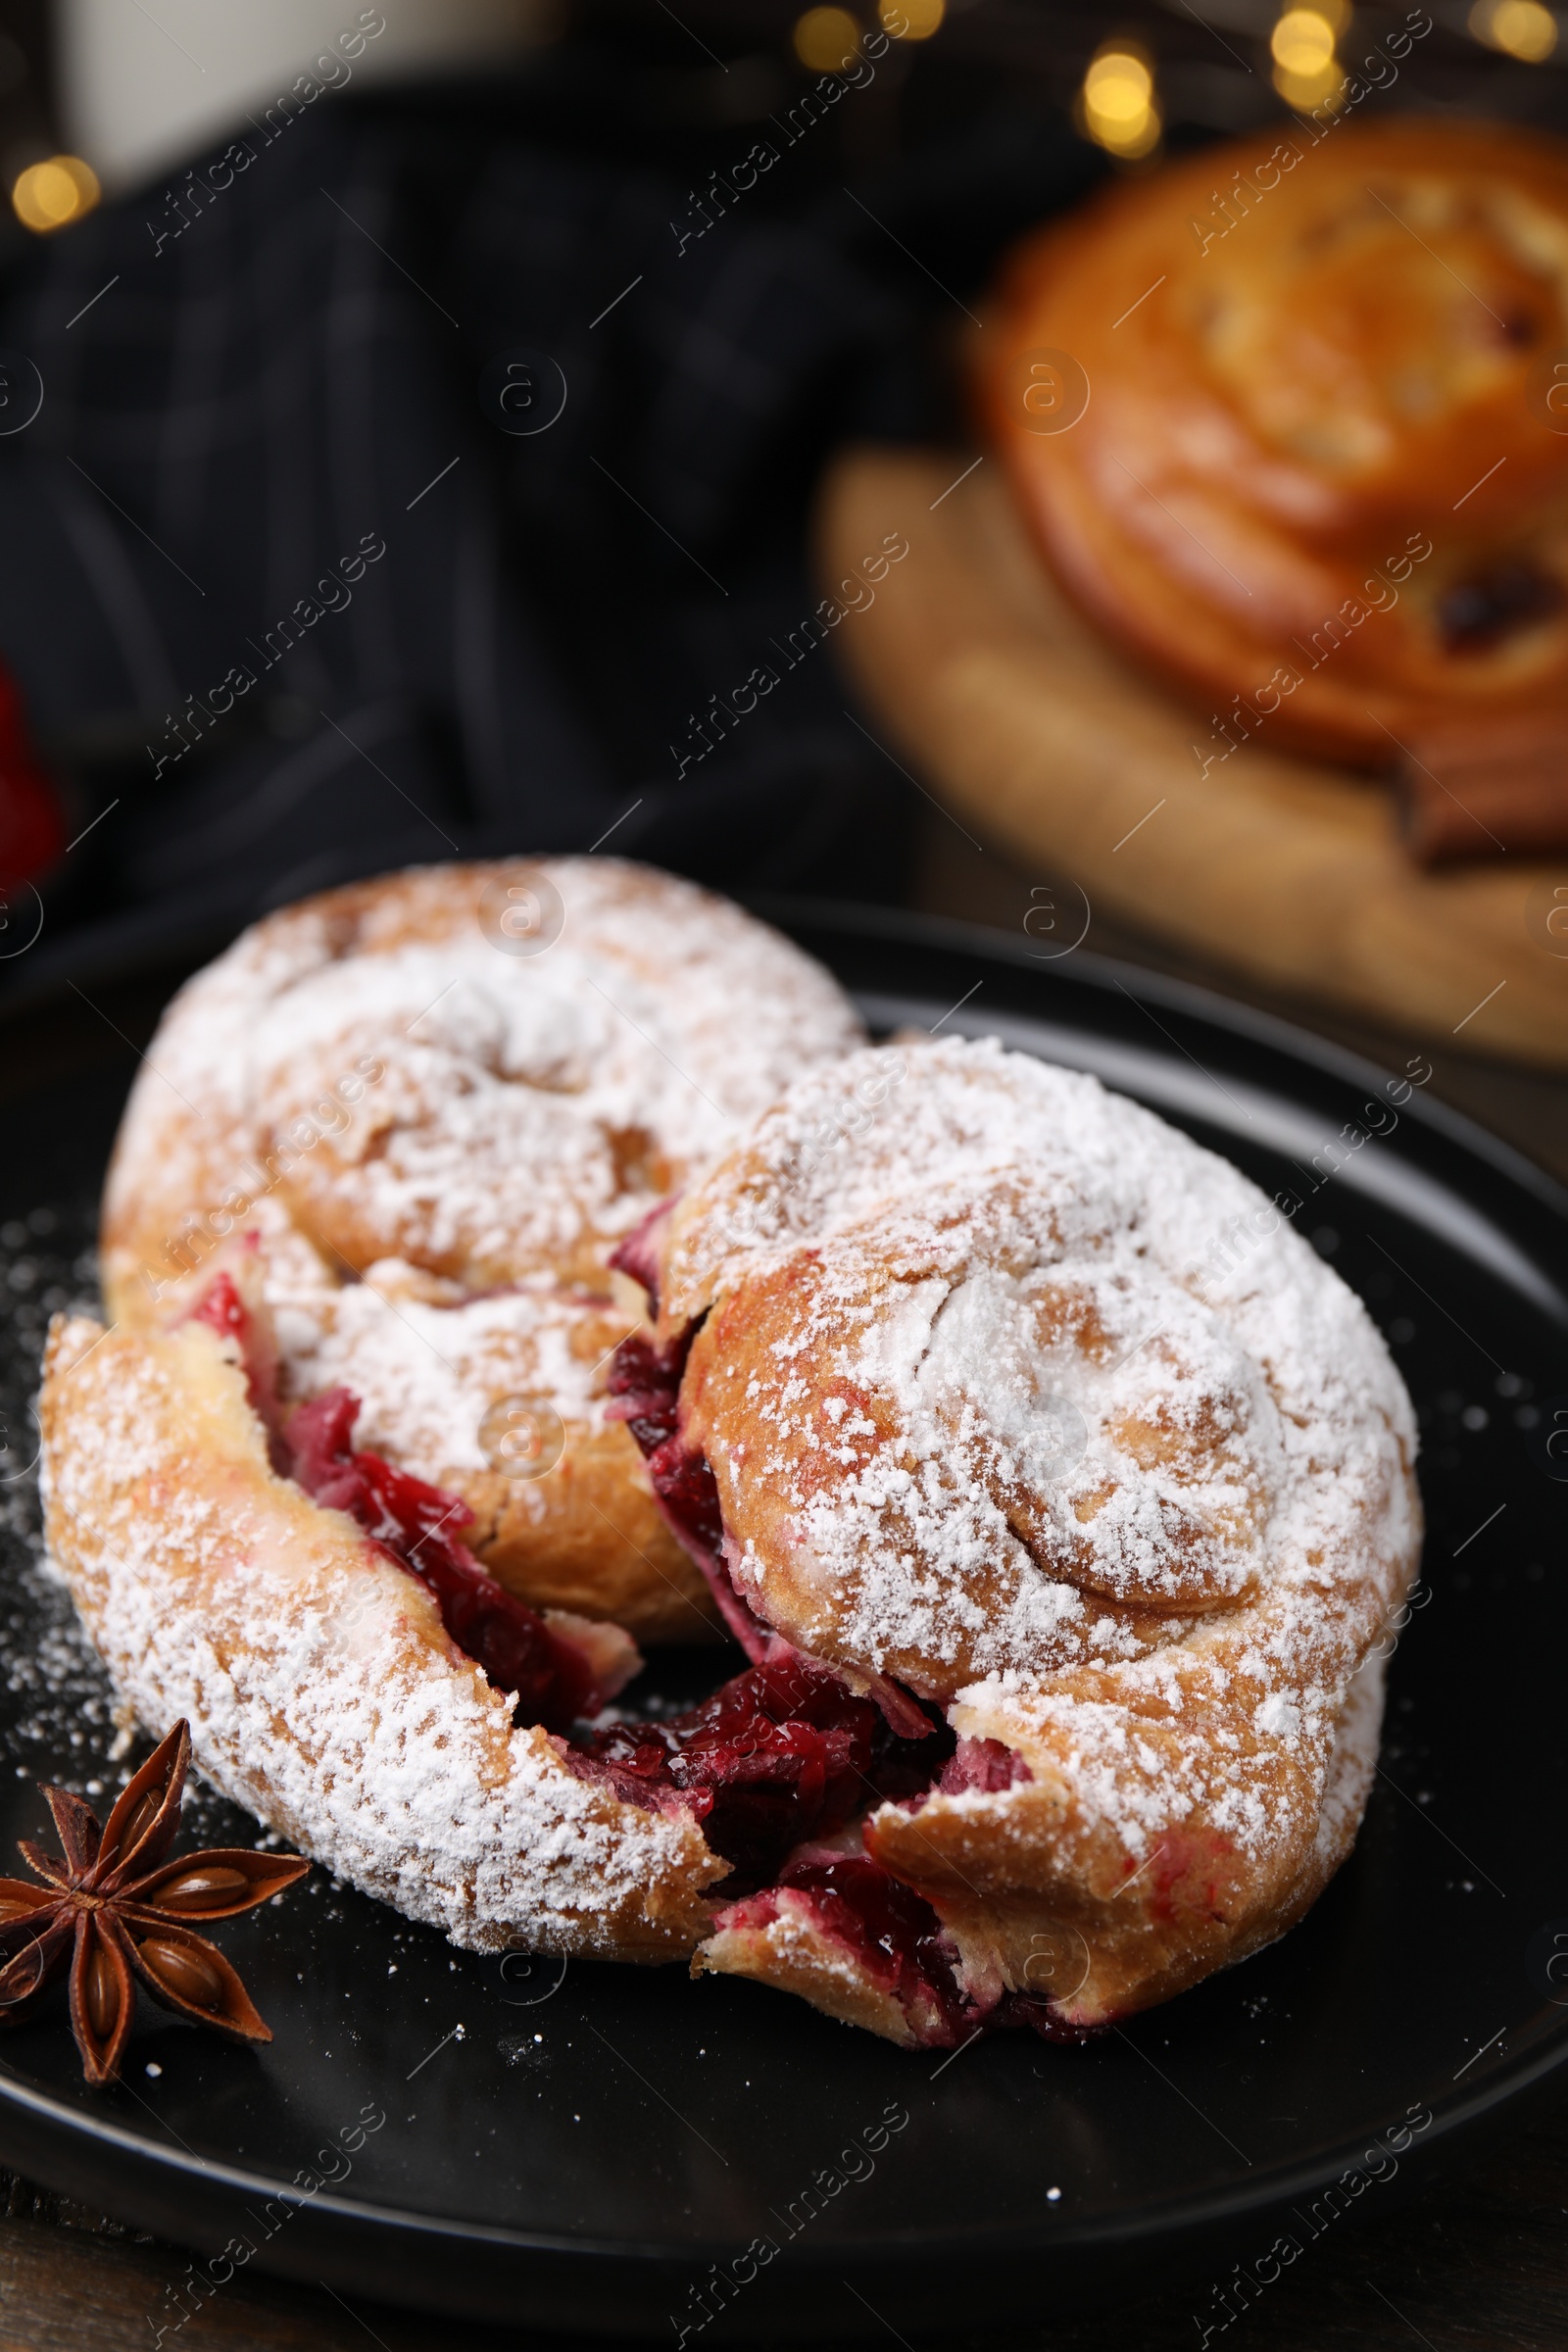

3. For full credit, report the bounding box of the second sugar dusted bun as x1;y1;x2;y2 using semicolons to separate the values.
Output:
982;118;1568;763
100;858;866;1642
626;1038;1421;2038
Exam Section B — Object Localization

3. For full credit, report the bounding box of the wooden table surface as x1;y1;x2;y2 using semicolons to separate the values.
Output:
0;832;1564;2350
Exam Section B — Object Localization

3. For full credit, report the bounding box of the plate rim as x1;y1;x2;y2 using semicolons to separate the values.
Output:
0;895;1562;2320
0;2007;1564;2272
748;893;1568;1221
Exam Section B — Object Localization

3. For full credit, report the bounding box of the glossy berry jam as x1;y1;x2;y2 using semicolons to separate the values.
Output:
606;1328;759;1648
734;1854;1094;2047
188;1271;596;1731
205;1279;1078;2043
605;1329;722;1554
773;1851;968;2039
576;1650;949;1891
603;1329;683;1454
286;1388;596;1733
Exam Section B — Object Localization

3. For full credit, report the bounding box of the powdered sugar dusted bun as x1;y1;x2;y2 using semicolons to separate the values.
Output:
39;1315;727;1959
99;859;866;1642
653;1038;1421;2033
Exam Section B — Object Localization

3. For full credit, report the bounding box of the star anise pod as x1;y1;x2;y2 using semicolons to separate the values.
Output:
0;1721;308;2085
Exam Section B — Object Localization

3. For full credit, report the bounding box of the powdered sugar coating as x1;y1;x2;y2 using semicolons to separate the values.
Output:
664;1038;1420;1891
270;1253;616;1477
40;1314;725;1956
97;859;864;1641
104;858;865;1299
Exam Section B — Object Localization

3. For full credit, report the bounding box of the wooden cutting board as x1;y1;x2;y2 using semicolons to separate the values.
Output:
817;446;1568;1070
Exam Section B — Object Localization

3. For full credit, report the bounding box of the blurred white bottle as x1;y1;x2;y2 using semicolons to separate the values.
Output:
58;0;541;195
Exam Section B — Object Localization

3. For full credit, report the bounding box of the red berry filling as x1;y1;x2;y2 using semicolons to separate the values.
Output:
573;1648;949;1891
185;1268;281;1450
605;1328;767;1653
775;1852;968;2038
718;1853;1095;2049
603;1288;1081;2044
188;1269;249;1347
184;1271;609;1731
187;1262;1069;2046
609;1200;672;1316
938;1737;1036;1796
284;1388;602;1734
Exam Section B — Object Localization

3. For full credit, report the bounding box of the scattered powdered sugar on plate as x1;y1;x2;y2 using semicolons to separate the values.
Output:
0;1210;257;1848
0;1205;233;1823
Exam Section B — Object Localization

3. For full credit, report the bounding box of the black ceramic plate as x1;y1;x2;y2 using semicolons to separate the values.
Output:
0;903;1564;2346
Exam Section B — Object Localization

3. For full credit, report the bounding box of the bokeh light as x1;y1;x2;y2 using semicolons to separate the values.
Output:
1080;45;1161;161
1271;7;1347;108
1469;0;1558;60
881;0;945;37
793;6;861;71
1271;7;1336;71
11;156;99;236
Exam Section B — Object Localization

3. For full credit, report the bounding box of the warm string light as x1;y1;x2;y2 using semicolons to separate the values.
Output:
792;6;860;72
11;155;99;234
1270;5;1348;110
1079;43;1161;161
1469;0;1558;61
792;0;943;68
881;0;945;37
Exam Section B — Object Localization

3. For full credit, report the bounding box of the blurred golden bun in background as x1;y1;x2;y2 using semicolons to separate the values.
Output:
982;119;1568;767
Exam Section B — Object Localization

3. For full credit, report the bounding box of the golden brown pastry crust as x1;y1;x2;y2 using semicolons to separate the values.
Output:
660;1040;1421;2029
982;119;1568;762
42;1021;1417;2046
99;858;865;1643
695;1658;1381;2038
39;1314;728;1959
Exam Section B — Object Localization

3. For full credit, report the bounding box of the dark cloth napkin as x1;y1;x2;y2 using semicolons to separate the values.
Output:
0;39;1099;989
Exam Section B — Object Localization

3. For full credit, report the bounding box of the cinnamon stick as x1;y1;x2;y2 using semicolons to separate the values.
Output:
1398;717;1568;864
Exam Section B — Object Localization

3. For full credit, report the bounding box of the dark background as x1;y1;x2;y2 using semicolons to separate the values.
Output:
1;3;1568;2347
0;0;1561;993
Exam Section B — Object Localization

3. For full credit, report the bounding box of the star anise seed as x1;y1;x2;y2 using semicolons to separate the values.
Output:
84;1940;120;2038
0;1721;308;2085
